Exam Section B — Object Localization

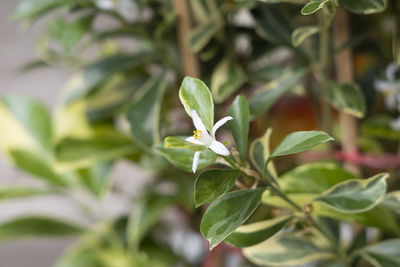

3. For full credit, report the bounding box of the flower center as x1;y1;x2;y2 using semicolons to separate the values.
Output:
193;130;203;139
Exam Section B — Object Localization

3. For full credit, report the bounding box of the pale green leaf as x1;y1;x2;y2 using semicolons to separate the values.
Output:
291;26;319;47
164;136;206;152
301;0;330;15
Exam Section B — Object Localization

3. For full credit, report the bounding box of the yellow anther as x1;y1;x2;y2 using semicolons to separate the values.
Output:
193;130;203;139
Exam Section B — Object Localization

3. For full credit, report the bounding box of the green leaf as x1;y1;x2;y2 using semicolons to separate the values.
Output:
362;114;400;140
249;68;307;119
189;18;222;53
200;188;265;250
128;192;175;245
55;248;105;267
249;128;278;179
301;0;330;15
243;235;332;266
179;77;214;132
155;144;217;172
10;149;72;187
225;216;293;248
328;83;366;118
377;190;400;214
339;0;385;14
211;57;245;103
360;239;400;267
164;136;206;152
291;26;319;47
194;169;241;207
11;0;63;21
126;74;167;147
270;131;334;158
0;216;84;241
227;95;249;163
0;187;48;202
64;53;152;104
314;173;388;213
280;162;357;194
77;162;113;197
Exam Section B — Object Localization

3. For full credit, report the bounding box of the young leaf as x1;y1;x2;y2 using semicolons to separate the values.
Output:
211;57;245;103
127;74;167;147
301;0;330;15
314;173;388;213
249;68;307;119
164;136;206;152
0;216;85;241
270;131;334;158
179;77;214;132
200;188;265;250
360;239;400;267
249;128;278;178
243;235;332;266
227;95;250;163
291;26;319;47
339;0;385;15
225;216;293;248
194;169;241;207
328;83;366;118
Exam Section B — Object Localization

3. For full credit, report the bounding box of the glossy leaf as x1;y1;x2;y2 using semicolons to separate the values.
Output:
194;169;241;207
126;75;167;147
249;128;277;177
314;173;388;213
328;83;366;118
0;216;84;241
227;95;249;163
189;18;222;53
249;68;307;119
155;144;217;173
164;136;206;152
179;77;214;132
243;235;332;266
211;57;245;103
339;0;385;14
225;216;293;248
280;162;357;194
301;0;330;15
360;239;400;267
200;188;265;249
291;26;319;47
270;131;334;158
64;53;152;104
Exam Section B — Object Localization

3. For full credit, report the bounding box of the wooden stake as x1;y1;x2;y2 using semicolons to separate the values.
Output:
172;0;200;78
333;9;360;175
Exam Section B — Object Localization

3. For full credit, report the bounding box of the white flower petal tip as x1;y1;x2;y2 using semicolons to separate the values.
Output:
209;140;230;156
192;152;201;173
191;110;208;134
212;116;233;136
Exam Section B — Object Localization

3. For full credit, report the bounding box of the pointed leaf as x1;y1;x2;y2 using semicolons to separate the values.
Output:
0;216;85;241
227;95;249;163
292;26;319;47
360;239;400;267
314;173;388;213
179;77;214;132
211;57;245;103
249;68;307;119
194;169;241;207
271;131;334;158
243;235;332;266
127;74;167;147
328;83;366;118
200;188;265;249
250;128;278;178
339;0;385;14
225;216;293;248
301;0;330;15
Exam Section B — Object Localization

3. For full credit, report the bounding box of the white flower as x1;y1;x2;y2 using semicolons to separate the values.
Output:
374;63;400;110
185;110;233;173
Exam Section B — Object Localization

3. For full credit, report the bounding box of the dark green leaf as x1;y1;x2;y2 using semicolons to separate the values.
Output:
227;95;249;163
360;239;400;267
301;1;329;15
194;169;241;207
200;188;265;249
339;0;385;14
328;83;366;118
189;18;222;53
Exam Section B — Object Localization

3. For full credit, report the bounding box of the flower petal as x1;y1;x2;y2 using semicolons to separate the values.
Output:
374;80;392;92
192;151;201;173
209;140;230;156
185;136;204;145
212;116;233;137
191;110;208;135
386;63;398;81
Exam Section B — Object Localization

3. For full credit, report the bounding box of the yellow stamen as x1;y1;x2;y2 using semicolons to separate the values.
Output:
193;130;203;139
